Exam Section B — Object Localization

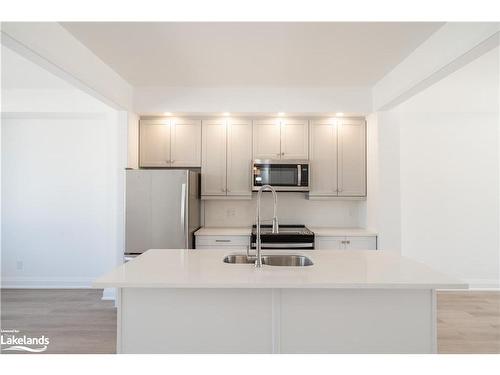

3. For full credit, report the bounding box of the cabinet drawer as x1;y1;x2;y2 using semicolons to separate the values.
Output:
316;237;344;250
316;236;377;250
346;236;377;250
196;235;250;247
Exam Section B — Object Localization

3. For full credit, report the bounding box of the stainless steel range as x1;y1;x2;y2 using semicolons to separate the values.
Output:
250;225;315;250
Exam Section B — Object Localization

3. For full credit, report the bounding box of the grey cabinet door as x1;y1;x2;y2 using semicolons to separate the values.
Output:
309;119;338;196
338;119;366;196
139;119;171;167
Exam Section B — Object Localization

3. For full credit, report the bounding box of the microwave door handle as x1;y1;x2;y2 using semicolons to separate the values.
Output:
297;165;302;186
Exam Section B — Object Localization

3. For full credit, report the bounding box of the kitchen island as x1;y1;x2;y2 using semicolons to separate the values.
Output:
93;249;466;354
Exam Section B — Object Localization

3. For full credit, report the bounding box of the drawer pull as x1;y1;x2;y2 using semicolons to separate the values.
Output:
215;239;231;243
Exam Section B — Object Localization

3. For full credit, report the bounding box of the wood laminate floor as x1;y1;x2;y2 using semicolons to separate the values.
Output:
1;289;499;354
437;291;500;354
1;289;116;354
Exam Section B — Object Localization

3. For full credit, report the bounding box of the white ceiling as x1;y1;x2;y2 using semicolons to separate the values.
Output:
61;22;443;87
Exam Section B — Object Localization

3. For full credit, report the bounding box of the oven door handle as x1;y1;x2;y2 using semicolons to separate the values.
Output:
250;242;314;248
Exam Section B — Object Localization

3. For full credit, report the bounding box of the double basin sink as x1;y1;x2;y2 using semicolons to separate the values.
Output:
223;254;313;267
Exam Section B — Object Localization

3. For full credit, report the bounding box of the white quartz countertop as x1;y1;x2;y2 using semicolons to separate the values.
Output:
94;249;466;289
194;227;251;236
308;227;377;237
194;227;376;237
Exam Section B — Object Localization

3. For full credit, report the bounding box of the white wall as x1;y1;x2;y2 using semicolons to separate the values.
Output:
1;46;126;288
203;195;362;228
134;86;371;115
369;47;499;288
362;113;401;252
127;112;139;169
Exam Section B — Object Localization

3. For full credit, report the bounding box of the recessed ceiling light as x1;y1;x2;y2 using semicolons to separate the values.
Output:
222;112;230;116
278;112;285;117
163;112;172;116
336;112;344;117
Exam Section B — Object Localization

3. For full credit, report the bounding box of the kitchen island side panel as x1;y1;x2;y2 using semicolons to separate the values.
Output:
119;288;435;354
279;288;435;353
120;288;274;353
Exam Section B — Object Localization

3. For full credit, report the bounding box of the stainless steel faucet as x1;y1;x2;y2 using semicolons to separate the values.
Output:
255;184;279;268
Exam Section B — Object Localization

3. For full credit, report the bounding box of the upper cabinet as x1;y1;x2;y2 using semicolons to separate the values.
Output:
309;119;338;196
253;118;308;160
139;115;365;199
226;119;253;196
338;118;366;196
253;118;281;159
309;118;366;198
139;119;171;167
170;118;202;167
201;119;227;196
201;118;252;198
281;118;309;159
139;118;201;168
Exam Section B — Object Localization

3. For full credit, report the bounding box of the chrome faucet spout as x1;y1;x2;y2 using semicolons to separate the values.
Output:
271;191;279;234
255;184;279;268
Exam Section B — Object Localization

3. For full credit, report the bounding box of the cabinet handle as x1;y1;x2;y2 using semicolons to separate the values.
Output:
281;152;285;156
215;239;231;243
346;240;350;244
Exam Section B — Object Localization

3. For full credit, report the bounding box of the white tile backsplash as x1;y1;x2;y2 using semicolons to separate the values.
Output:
203;193;363;227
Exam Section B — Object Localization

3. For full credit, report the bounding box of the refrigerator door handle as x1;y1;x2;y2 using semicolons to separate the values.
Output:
180;183;187;235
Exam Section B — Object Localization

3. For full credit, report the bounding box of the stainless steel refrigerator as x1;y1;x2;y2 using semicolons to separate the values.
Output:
125;169;200;258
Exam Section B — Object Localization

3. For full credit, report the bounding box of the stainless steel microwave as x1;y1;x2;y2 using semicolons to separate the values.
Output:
252;160;310;192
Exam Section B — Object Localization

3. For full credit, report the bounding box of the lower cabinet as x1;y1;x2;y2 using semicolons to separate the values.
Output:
196;234;376;251
316;236;377;250
195;235;250;250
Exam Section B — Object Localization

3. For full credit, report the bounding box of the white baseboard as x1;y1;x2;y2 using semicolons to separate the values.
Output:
1;277;117;303
465;278;500;290
102;287;117;301
1;276;94;288
438;278;500;291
